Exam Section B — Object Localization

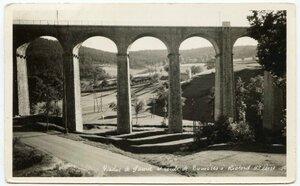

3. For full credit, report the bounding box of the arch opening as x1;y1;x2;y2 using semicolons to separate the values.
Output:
179;36;217;127
127;36;169;129
77;36;118;129
232;36;265;142
13;35;66;132
232;36;260;71
22;36;64;118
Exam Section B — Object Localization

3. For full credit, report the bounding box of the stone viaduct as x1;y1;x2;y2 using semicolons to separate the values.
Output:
13;22;250;134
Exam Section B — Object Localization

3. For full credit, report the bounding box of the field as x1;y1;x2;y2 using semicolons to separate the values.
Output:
81;60;262;127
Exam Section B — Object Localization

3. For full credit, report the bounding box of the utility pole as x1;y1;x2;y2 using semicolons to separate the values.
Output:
56;10;59;25
93;79;96;113
152;95;156;118
100;92;103;112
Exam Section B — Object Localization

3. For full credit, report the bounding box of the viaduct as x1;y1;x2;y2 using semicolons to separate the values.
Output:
13;21;251;134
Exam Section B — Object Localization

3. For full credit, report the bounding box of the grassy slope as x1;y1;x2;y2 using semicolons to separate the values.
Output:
182;61;264;122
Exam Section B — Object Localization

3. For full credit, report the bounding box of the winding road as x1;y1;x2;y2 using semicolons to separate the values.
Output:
14;132;180;177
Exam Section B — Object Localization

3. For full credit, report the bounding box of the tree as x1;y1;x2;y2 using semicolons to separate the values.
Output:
191;65;203;75
133;99;145;125
245;75;264;142
156;82;169;105
205;60;215;70
247;10;286;77
101;78;108;88
27;38;64;113
235;77;247;122
109;102;117;111
163;65;169;72
247;11;286;142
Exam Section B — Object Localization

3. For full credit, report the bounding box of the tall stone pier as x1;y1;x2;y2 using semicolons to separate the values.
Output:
263;71;285;142
16;43;30;116
215;21;236;121
62;46;83;132
168;52;183;133
214;53;222;120
117;52;132;134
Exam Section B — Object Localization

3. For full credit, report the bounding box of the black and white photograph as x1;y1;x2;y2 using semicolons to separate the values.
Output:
4;2;296;184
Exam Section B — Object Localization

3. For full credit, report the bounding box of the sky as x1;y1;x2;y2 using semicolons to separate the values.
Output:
14;4;259;52
81;36;257;53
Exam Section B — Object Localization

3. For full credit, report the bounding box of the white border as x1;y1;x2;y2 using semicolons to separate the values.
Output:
2;2;297;185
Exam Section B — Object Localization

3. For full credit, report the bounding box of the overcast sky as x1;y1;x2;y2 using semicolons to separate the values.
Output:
14;3;259;52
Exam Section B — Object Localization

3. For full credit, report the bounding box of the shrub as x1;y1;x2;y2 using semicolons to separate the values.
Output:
57;166;83;177
150;73;160;84
194;122;215;147
32;101;62;116
235;77;247;122
13;139;44;171
191;65;204;75
212;116;232;143
194;116;232;146
109;102;117;111
22;165;94;177
230;121;255;144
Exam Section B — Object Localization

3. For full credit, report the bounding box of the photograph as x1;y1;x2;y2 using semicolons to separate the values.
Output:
4;3;296;184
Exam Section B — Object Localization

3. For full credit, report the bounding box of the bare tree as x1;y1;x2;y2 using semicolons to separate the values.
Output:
133;99;145;125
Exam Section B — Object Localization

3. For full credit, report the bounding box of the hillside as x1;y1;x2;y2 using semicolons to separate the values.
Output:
25;38;257;70
79;45;257;69
181;61;263;122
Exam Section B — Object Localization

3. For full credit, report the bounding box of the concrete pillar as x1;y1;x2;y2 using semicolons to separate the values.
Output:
217;22;236;121
263;71;285;141
73;45;83;131
214;54;222;120
16;43;30;116
62;46;83;132
117;53;132;134
168;52;183;133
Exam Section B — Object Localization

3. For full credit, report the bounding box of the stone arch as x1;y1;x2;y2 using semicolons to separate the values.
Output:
232;36;258;62
72;36;119;128
76;35;119;53
125;35;169;129
231;32;257;48
232;36;258;47
178;36;218;123
179;34;220;55
126;33;170;54
14;33;60;50
232;34;264;121
14;36;63;116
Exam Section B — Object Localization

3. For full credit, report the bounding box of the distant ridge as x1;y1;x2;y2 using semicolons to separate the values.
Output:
80;45;257;69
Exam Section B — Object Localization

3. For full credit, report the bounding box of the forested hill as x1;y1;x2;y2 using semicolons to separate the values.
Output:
79;45;257;68
26;38;257;69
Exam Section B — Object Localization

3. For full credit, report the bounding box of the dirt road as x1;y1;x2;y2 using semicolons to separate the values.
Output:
14;132;180;177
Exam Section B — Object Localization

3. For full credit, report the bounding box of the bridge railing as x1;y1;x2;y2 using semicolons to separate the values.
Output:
13;19;114;25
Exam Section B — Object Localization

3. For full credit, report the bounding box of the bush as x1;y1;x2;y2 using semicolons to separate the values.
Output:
230;121;255;144
194;116;232;146
212;116;232;144
150;73;160;84
191;65;204;75
13;139;44;171
194;122;215;147
58;166;83;177
32;101;62;116
22;164;94;177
